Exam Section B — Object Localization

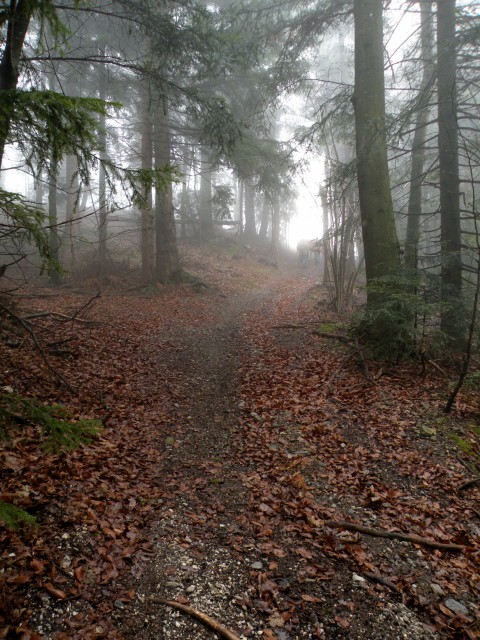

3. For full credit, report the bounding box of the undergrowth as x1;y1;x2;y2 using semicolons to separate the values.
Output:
0;391;102;529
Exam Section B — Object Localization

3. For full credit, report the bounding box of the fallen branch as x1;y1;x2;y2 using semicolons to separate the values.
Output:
149;597;241;640
458;477;480;492
362;572;400;593
325;520;466;552
0;302;75;392
312;330;351;341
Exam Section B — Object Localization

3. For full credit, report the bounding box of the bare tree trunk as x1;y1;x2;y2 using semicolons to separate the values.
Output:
140;79;154;284
405;1;435;271
244;180;256;239
48;168;60;284
258;196;270;240
199;147;214;240
271;196;280;266
353;0;400;304
0;0;32;169
65;153;79;269
438;0;463;341
236;179;244;233
97;76;108;279
154;97;181;283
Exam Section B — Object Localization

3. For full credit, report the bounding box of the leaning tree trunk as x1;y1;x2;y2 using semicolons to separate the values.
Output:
154;96;181;283
437;0;463;341
0;0;32;169
405;1;435;271
353;0;400;305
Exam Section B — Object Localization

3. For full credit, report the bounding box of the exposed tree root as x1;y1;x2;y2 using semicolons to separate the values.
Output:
326;520;466;552
149;597;241;640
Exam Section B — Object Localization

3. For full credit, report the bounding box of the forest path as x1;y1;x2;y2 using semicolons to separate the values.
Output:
119;265;442;640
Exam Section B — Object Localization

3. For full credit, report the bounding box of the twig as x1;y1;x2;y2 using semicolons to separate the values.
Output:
149;597;241;640
325;520;466;552
458;477;480;492
362;572;400;593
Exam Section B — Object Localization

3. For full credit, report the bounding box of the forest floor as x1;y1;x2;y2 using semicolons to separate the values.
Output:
1;240;479;640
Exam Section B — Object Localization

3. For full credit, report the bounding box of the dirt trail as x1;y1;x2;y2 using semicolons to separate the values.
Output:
121;283;285;639
118;275;439;640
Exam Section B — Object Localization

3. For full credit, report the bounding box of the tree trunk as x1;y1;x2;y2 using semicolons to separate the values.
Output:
154;97;181;283
236;179;244;233
97;77;108;279
199;147;214;240
405;1;434;271
48;168;61;284
271;195;280;266
258;196;270;240
140;79;155;284
244;180;256;239
353;0;400;304
437;0;463;340
0;0;32;169
65;153;79;269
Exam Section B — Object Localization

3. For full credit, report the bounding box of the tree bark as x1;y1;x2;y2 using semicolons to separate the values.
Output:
271;195;280;266
140;79;155;285
97;76;108;279
405;1;435;271
0;0;33;169
437;0;463;340
199;146;214;240
154;97;181;283
243;179;256;239
353;0;400;303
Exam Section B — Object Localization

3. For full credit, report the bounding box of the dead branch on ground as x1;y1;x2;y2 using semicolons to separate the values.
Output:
326;520;466;552
149;597;241;640
362;572;400;593
458;477;480;492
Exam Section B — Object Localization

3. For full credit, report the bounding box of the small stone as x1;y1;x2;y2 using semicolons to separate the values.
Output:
251;561;263;570
444;598;468;616
114;600;125;609
352;573;366;584
430;583;445;596
186;585;196;593
419;425;437;438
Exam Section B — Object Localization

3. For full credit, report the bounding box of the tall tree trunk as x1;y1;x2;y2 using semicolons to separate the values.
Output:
154;97;181;283
0;0;32;169
258;196;270;240
320;184;331;286
244;180;256;239
353;0;400;304
437;0;463;340
140;79;155;284
236;179;244;233
48;167;60;284
405;1;435;270
65;153;79;269
97;76;108;279
271;195;280;266
199;147;213;240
